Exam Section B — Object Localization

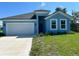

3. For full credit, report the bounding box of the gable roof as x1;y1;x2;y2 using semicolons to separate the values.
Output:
45;11;71;20
0;12;36;20
0;9;71;20
0;9;50;20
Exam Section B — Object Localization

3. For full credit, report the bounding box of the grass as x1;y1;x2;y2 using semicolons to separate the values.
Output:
30;32;79;56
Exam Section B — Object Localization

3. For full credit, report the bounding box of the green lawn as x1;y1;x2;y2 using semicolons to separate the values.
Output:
30;32;79;56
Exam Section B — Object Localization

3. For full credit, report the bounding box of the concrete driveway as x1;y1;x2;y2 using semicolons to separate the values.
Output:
0;36;33;56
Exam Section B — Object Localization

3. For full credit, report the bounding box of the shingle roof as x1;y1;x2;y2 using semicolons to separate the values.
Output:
0;12;36;20
45;11;71;19
0;9;50;20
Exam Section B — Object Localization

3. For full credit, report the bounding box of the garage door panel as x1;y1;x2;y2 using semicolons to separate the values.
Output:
6;23;35;36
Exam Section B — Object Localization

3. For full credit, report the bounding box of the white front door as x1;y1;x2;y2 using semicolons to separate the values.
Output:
6;22;35;36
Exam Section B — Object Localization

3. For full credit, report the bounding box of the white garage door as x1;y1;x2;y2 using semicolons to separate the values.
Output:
6;22;35;36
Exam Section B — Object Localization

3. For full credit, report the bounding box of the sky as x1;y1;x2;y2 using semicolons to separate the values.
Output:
0;2;79;25
0;2;79;18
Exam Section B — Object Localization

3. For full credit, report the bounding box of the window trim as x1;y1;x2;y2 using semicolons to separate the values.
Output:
60;19;67;30
50;19;58;30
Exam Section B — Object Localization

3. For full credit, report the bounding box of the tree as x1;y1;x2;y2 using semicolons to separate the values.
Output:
72;11;79;31
55;7;67;13
63;8;66;13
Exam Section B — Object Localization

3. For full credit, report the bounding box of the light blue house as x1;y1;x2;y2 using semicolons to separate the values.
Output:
1;7;71;36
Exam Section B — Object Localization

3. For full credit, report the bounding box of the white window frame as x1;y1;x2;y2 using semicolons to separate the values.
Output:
60;19;67;30
50;19;58;30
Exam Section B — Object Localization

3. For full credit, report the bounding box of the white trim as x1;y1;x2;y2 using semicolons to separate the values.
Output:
45;11;71;20
60;19;67;30
50;19;58;30
3;19;36;21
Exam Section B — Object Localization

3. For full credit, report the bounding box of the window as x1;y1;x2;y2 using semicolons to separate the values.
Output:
60;19;66;30
52;20;56;28
50;19;57;30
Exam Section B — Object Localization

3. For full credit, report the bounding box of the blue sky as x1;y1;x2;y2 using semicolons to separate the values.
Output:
0;2;79;18
0;2;79;19
0;2;79;25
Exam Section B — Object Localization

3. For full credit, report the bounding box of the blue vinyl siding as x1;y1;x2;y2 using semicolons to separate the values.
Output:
45;13;70;34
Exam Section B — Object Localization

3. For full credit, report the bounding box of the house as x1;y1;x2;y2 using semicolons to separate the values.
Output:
0;7;71;36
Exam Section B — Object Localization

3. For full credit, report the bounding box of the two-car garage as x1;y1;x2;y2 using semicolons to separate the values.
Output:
4;20;36;36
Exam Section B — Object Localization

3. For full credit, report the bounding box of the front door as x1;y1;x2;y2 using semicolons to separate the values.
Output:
38;16;45;33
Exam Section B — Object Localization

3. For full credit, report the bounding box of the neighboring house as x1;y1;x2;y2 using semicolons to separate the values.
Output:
72;11;79;23
0;7;71;36
71;11;79;31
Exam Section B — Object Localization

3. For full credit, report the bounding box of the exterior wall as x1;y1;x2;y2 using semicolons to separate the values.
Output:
3;19;37;35
45;13;70;34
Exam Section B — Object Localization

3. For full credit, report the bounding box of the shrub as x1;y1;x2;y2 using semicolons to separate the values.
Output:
0;30;5;36
56;31;67;35
0;33;5;36
70;21;79;32
45;32;53;35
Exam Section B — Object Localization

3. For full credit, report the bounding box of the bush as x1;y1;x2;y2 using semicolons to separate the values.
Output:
56;31;67;35
0;30;5;36
45;32;68;35
45;32;53;35
71;22;79;32
0;33;5;36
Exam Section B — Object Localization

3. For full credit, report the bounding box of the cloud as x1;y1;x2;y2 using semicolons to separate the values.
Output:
38;2;46;9
40;2;46;7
